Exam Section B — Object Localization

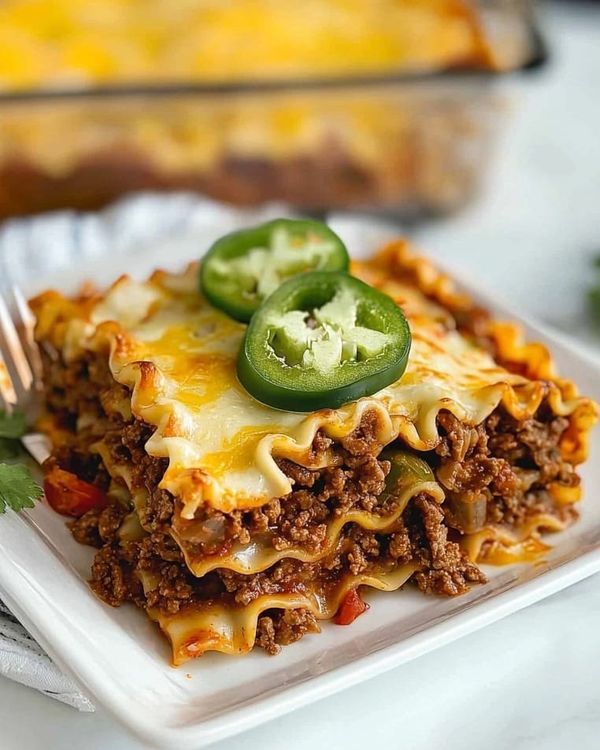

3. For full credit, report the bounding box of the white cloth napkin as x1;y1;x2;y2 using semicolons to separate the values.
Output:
0;599;94;711
0;192;404;711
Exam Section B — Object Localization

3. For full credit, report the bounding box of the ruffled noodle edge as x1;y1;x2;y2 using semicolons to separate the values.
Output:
368;240;597;567
461;513;571;566
367;239;598;468
142;562;419;664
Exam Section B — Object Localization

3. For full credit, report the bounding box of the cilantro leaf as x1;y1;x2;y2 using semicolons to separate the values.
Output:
0;409;27;440
0;463;43;514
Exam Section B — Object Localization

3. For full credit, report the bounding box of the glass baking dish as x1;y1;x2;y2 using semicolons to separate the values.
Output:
0;1;544;220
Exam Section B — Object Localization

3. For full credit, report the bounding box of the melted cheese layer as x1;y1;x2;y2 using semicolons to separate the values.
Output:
30;246;596;517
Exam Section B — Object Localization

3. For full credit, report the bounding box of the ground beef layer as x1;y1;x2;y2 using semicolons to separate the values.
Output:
434;406;578;535
41;347;579;654
72;490;485;654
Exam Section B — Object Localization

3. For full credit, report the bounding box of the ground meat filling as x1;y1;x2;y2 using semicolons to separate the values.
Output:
104;410;395;558
71;487;486;655
49;349;578;654
434;406;578;532
389;495;486;596
255;609;320;656
69;503;127;548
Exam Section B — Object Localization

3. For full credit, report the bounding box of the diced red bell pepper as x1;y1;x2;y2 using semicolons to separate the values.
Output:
44;467;107;518
334;588;369;625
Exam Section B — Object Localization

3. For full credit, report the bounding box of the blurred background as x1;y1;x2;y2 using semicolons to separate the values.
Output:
0;0;598;346
0;0;543;218
1;0;598;342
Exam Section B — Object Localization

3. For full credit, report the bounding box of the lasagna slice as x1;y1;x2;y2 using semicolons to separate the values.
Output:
30;241;597;663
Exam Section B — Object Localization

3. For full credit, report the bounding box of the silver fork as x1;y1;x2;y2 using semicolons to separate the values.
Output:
0;284;48;463
0;284;42;413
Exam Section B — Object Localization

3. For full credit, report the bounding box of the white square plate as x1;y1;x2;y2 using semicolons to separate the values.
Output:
1;197;599;749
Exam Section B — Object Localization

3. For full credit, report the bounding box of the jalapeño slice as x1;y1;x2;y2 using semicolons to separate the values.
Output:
237;271;412;412
200;218;349;322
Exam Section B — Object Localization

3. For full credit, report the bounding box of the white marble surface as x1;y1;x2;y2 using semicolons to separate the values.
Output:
1;2;600;748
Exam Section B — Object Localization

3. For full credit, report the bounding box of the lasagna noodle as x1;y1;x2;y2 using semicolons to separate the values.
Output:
142;562;419;663
461;514;571;565
98;438;443;576
95;431;443;660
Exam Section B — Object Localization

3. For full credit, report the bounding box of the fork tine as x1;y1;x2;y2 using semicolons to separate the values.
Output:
0;292;33;405
10;285;43;386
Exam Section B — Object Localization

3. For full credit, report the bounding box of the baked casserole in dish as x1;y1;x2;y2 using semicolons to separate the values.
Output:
0;0;542;218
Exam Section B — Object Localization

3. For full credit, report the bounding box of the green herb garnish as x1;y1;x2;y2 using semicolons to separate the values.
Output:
0;463;43;514
0;408;43;514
